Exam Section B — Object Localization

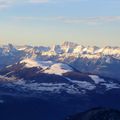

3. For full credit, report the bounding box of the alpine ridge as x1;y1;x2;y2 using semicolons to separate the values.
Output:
0;42;120;120
0;41;120;79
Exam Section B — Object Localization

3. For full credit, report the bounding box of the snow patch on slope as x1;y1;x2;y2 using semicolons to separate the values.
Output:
89;75;105;84
44;63;73;75
13;80;94;94
102;83;120;90
71;80;96;90
20;59;53;69
0;75;16;81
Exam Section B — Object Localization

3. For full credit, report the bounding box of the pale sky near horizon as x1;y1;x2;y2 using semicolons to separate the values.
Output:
0;0;120;46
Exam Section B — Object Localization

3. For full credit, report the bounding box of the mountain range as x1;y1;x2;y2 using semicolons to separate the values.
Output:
0;41;120;79
0;41;120;120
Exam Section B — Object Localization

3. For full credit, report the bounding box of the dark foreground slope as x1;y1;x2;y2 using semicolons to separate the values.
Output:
0;58;120;120
65;108;120;120
0;92;120;120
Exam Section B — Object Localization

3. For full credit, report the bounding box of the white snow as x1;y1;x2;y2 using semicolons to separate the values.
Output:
89;75;105;84
13;79;95;94
6;65;12;68
44;63;73;75
65;77;96;90
14;79;26;85
71;80;96;90
73;45;84;54
1;75;120;95
102;47;120;55
20;59;73;75
24;83;67;93
20;59;53;69
13;81;82;94
0;75;16;81
17;47;27;51
102;83;120;90
105;57;111;63
95;48;104;53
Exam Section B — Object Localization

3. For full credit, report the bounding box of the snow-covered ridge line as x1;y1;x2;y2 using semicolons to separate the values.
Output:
20;58;73;75
0;42;120;62
1;42;120;55
20;59;53;69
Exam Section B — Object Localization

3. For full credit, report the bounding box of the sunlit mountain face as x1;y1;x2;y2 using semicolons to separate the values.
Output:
0;42;120;120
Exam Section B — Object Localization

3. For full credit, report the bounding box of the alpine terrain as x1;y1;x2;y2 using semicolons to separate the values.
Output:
0;42;120;120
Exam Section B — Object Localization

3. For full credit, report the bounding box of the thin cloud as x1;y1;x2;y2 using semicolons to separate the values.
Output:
62;16;120;24
28;0;82;4
29;0;49;3
0;1;11;9
0;0;15;9
13;16;120;24
13;16;64;20
0;0;88;9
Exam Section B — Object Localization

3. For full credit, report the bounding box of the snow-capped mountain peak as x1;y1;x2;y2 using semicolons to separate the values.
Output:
20;58;53;69
44;63;73;75
20;58;73;75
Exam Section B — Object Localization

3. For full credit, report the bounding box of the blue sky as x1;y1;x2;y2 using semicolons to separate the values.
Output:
0;0;120;46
